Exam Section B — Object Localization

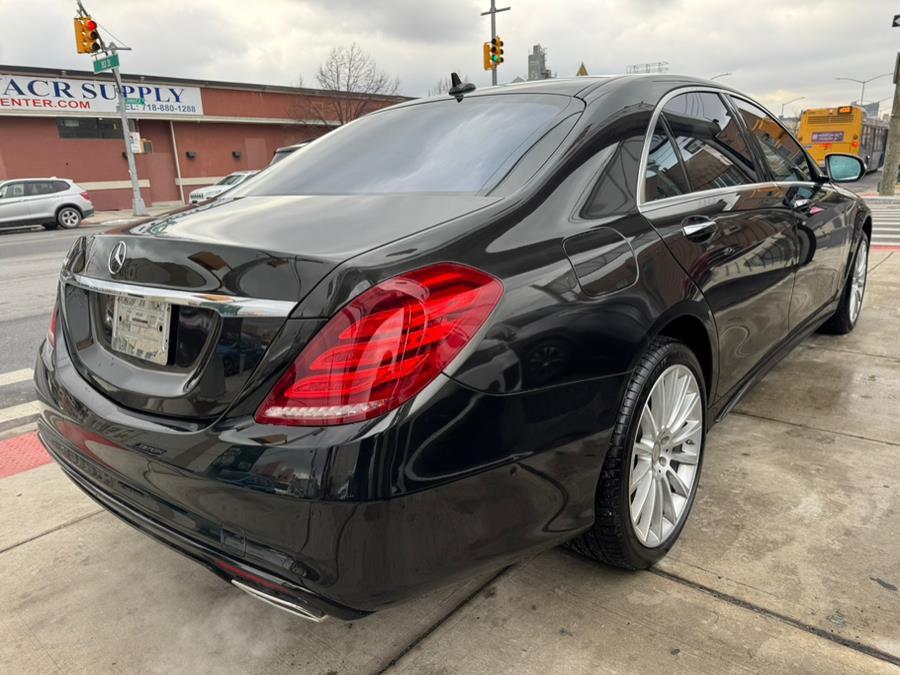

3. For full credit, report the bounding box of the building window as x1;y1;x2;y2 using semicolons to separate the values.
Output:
56;117;124;140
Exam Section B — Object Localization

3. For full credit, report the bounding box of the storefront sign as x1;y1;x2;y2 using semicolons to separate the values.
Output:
0;74;203;116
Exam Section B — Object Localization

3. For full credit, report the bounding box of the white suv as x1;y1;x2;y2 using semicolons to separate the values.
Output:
189;171;258;204
0;178;94;230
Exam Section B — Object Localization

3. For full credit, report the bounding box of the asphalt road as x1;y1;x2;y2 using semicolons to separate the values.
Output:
0;225;101;418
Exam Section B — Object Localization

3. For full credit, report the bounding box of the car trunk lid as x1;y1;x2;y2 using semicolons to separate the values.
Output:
58;194;498;421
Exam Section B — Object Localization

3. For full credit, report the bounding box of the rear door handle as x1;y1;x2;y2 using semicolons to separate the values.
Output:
682;216;717;240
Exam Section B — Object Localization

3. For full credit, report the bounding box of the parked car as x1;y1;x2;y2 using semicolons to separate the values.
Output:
188;171;258;204
0;178;93;230
268;142;309;165
35;75;870;622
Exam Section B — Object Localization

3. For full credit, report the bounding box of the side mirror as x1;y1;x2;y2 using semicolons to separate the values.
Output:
825;153;865;183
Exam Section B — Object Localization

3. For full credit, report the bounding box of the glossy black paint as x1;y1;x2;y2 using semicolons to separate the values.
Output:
35;75;870;617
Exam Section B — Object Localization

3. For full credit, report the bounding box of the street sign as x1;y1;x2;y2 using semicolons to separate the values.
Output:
893;14;900;27
125;97;144;106
92;53;119;74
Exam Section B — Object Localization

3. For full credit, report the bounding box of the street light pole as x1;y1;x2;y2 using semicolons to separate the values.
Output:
75;0;146;216
111;65;147;216
481;0;510;86
878;55;900;196
779;96;805;118
835;73;893;105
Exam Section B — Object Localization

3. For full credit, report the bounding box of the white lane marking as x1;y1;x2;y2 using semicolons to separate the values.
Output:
0;369;33;387
0;401;42;425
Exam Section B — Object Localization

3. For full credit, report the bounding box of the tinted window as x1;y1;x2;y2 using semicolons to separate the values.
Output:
237;95;574;195
56;117;123;140
644;120;690;201
663;92;757;192
52;181;70;192
0;182;25;199
25;181;58;196
732;98;812;181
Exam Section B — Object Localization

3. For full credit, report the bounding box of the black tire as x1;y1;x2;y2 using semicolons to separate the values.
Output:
821;232;869;335
571;337;707;570
56;206;82;230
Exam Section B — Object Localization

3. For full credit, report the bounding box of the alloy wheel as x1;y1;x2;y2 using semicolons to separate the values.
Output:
59;208;80;228
849;243;867;324
629;364;703;548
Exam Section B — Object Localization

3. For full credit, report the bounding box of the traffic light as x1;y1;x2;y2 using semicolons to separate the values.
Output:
74;17;101;54
490;36;504;66
482;42;492;71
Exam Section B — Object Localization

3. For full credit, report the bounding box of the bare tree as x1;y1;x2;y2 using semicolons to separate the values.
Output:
312;44;400;125
427;74;470;98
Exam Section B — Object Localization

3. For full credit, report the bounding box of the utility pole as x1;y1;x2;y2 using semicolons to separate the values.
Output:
877;53;900;196
75;0;147;216
481;0;510;86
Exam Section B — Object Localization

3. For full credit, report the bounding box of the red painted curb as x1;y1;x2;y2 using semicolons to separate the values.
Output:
0;431;51;479
872;245;900;251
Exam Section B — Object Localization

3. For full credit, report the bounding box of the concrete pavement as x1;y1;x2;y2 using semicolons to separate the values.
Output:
0;245;899;673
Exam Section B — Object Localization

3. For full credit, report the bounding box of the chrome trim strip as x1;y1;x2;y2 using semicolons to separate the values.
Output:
231;580;327;622
638;181;778;213
65;273;297;318
636;85;795;213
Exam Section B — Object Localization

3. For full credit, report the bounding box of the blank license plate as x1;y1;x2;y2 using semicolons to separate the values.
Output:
111;295;171;365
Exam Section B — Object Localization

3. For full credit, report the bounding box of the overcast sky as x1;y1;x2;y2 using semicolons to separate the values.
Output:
1;0;899;116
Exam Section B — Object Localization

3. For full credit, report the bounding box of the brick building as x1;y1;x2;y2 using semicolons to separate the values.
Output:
0;65;405;210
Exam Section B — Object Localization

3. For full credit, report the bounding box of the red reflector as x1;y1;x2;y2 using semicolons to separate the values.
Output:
47;301;58;349
255;263;503;426
80;191;91;201
852;141;859;148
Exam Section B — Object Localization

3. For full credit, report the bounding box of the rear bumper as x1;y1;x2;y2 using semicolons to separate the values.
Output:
34;333;625;618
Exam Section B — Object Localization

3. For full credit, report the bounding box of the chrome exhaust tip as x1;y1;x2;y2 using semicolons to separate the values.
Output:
231;579;327;622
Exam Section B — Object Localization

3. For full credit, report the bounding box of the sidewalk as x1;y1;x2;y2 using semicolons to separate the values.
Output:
83;201;182;228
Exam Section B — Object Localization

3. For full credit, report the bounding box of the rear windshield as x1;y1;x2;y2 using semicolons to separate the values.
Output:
235;94;574;196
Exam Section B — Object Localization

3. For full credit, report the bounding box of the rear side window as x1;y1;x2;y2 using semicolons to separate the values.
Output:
237;94;576;195
730;97;812;182
25;182;56;196
52;181;70;192
662;92;758;192
644;120;690;201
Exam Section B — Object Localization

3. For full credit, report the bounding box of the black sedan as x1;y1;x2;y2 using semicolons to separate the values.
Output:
35;75;871;621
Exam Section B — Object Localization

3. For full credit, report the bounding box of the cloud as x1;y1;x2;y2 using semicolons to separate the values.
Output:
0;0;897;114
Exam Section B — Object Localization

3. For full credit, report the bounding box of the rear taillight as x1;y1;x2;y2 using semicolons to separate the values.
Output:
80;191;91;202
255;263;503;426
47;301;58;349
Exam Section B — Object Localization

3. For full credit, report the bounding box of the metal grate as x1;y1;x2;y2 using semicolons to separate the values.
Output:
807;115;853;125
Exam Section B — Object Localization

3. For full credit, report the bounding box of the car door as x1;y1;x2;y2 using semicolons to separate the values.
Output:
23;181;55;221
728;96;854;328
640;91;800;398
0;181;30;225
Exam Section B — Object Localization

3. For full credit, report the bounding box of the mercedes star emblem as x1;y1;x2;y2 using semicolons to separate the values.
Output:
108;241;127;275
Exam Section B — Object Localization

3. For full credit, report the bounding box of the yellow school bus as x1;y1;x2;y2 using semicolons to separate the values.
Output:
796;105;888;171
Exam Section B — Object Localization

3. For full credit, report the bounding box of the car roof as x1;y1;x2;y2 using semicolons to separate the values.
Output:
0;177;72;182
395;74;746;107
